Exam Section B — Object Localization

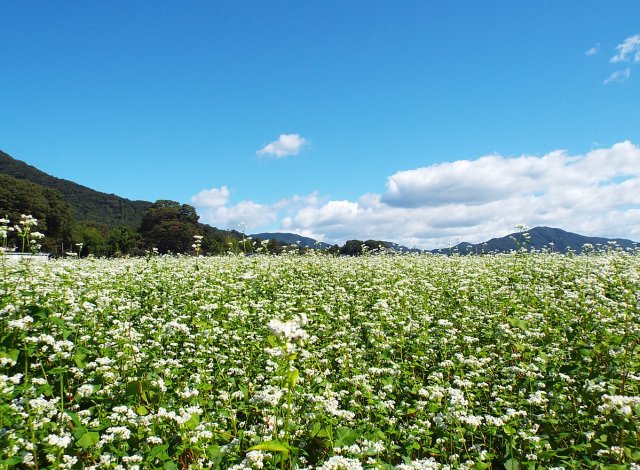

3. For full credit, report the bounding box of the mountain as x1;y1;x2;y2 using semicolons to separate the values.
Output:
432;226;638;254
0;150;247;255
0;150;152;229
251;232;331;249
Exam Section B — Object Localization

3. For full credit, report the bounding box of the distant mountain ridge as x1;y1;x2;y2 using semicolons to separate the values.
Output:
432;226;638;254
0;150;151;229
254;227;638;254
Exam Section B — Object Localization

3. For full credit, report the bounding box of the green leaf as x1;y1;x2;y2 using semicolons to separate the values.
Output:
163;462;179;470
125;380;141;397
65;410;82;428
149;444;169;461
184;413;200;430
249;441;290;455
0;457;23;466
28;305;52;320
207;444;222;460
507;317;528;329
76;431;99;449
74;350;87;368
288;368;299;389
137;405;149;416
0;349;20;362
72;425;88;440
504;458;520;470
334;427;360;447
50;316;67;328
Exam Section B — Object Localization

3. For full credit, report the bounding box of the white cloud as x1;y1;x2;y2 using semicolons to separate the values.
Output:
190;186;230;207
585;43;600;57
257;134;308;158
382;152;570;207
191;186;277;230
198;200;277;231
603;68;631;85
192;142;640;249
611;34;640;63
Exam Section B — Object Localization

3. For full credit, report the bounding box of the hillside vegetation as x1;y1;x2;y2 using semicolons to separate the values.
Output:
0;150;151;230
0;151;247;256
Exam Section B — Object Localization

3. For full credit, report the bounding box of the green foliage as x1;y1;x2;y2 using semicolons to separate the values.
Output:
139;201;201;253
199;224;244;255
107;225;142;256
1;151;248;256
70;223;109;256
0;173;73;253
267;238;284;254
340;239;365;256
339;239;390;256
0;150;152;230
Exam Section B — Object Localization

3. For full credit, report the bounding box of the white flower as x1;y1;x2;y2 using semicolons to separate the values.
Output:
46;432;72;448
269;317;308;343
317;455;364;470
599;394;640;416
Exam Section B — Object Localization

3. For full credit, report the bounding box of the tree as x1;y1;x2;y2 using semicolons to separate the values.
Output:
267;238;284;254
0;173;73;253
364;239;388;253
340;240;364;256
326;244;340;255
71;223;108;256
139;201;200;253
107;226;141;256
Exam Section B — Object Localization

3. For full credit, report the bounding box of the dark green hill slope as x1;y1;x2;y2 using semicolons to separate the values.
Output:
0;173;73;251
0;150;151;229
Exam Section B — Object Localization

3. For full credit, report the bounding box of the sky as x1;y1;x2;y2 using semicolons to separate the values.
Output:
1;1;639;248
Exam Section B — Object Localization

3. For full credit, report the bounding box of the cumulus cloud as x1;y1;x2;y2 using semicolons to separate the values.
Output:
191;186;230;207
257;134;308;158
603;68;631;85
382;152;570;207
198;200;277;231
192;142;640;249
191;186;277;230
611;34;640;63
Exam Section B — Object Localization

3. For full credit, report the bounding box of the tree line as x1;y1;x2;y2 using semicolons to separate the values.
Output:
1;173;396;257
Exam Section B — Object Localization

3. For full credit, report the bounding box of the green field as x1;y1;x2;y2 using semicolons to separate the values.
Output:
1;251;639;469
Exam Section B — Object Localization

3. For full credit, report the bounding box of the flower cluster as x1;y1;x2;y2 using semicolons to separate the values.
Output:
1;249;639;467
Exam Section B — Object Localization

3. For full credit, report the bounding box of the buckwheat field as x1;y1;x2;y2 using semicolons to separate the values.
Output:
1;249;639;469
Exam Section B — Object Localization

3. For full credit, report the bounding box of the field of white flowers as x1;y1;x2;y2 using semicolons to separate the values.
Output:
1;250;639;469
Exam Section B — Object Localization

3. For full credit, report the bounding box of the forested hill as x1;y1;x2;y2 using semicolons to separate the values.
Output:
0;150;151;229
432;226;638;254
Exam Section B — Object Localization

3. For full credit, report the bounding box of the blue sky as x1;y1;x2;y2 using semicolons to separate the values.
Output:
1;1;639;248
